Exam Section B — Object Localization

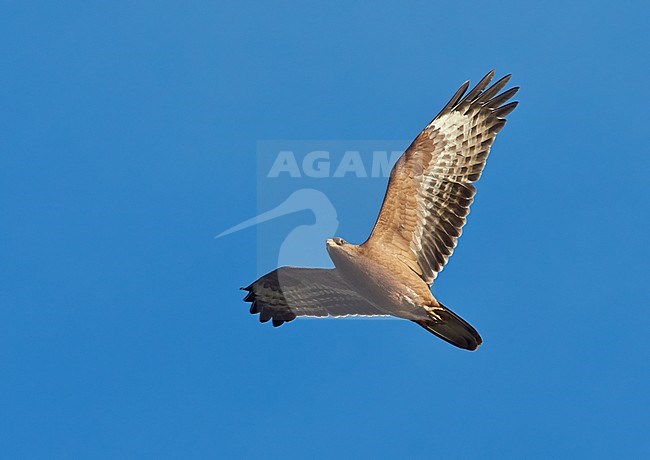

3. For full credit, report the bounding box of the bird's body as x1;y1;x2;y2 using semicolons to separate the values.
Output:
240;70;519;350
326;240;436;320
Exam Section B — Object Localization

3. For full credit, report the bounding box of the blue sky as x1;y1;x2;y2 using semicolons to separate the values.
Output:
1;1;649;458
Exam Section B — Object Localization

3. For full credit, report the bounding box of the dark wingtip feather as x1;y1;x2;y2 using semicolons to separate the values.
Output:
459;70;496;105
478;74;513;103
435;70;520;123
485;86;519;109
242;279;294;327
438;80;470;115
493;101;519;119
480;69;497;85
488;119;506;134
259;309;272;323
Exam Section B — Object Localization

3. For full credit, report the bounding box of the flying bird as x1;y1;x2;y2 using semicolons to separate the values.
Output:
242;70;519;350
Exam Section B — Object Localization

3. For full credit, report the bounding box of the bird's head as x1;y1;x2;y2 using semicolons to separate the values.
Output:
326;237;355;266
326;237;347;247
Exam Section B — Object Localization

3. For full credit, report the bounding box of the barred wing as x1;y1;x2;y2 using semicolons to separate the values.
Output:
363;70;519;285
242;267;387;327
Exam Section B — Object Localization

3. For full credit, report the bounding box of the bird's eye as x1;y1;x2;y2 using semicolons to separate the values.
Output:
334;238;345;245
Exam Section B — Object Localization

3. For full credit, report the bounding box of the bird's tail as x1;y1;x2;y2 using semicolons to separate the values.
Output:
413;303;482;351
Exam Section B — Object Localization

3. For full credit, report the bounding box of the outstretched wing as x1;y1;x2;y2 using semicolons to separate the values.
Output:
242;267;387;327
362;70;519;285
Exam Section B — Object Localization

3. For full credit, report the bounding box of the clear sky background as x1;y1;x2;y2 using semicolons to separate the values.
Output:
2;1;649;458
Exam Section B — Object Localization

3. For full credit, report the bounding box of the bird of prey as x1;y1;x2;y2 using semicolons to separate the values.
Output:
242;70;518;350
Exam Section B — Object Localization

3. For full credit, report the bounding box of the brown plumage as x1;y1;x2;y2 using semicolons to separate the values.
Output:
242;70;519;350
